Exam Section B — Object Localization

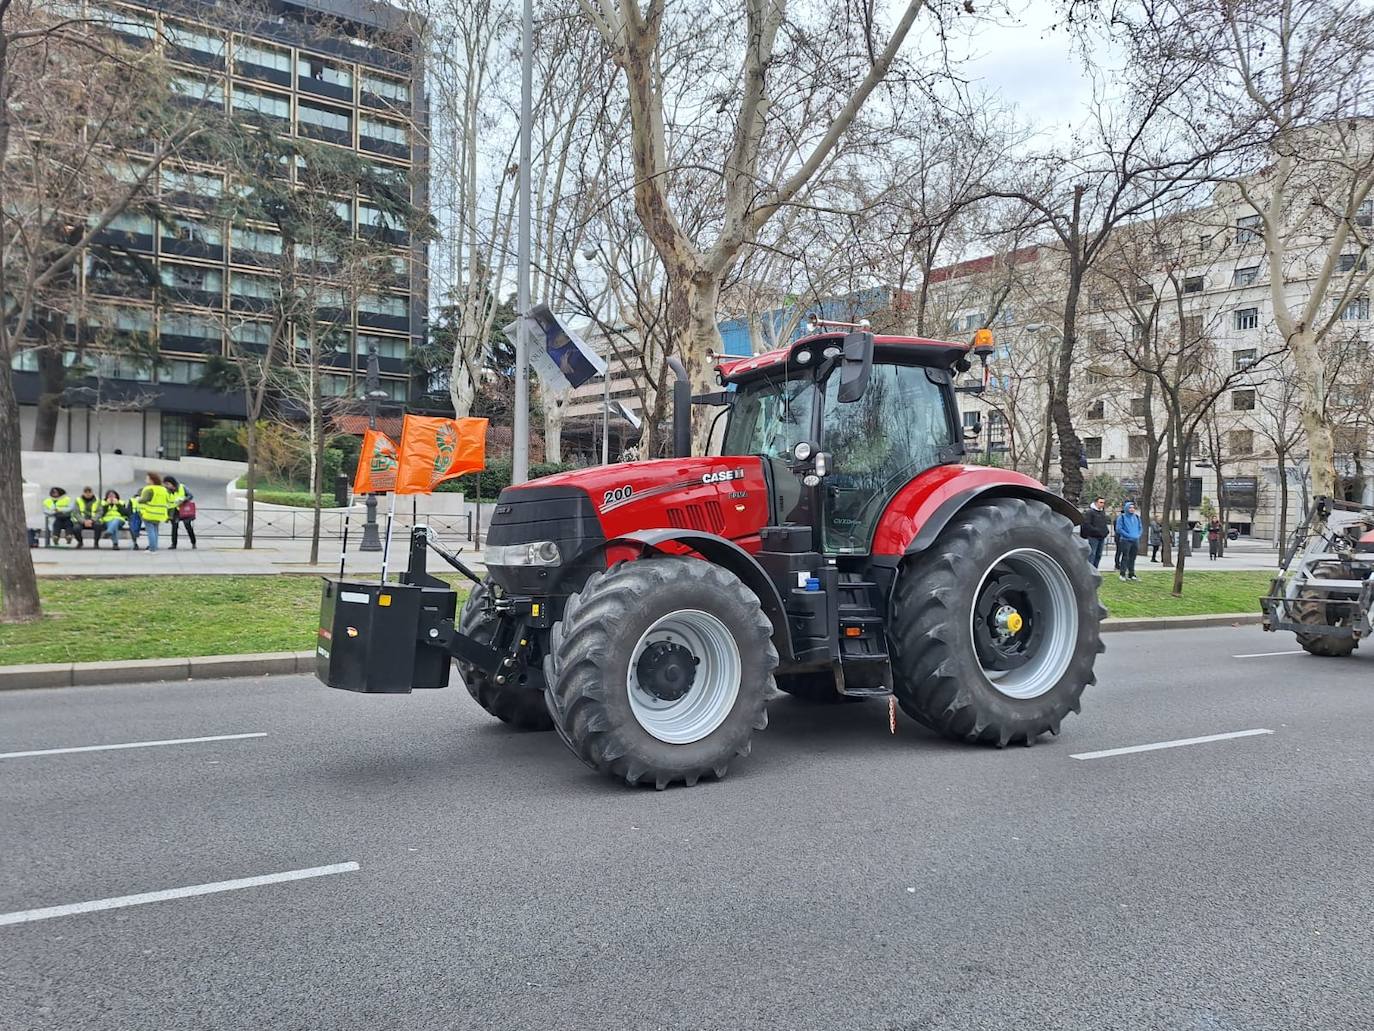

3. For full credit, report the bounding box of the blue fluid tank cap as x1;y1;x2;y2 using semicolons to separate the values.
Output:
805;577;821;592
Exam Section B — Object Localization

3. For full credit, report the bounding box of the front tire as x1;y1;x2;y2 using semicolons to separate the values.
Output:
1291;568;1358;657
544;558;776;788
890;498;1105;746
456;580;554;731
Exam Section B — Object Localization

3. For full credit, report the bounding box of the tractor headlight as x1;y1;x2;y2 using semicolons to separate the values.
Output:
486;540;562;567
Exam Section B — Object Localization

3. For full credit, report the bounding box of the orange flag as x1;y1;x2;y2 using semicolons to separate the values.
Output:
352;429;398;494
394;415;488;495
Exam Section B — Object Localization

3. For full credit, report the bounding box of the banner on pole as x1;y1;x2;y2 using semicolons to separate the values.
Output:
352;429;398;494
504;303;606;392
394;415;489;495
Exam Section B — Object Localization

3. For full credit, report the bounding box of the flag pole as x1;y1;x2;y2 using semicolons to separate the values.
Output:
339;491;352;579
380;490;397;584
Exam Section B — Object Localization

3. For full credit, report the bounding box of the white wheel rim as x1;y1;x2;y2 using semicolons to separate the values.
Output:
968;547;1079;700
627;609;741;744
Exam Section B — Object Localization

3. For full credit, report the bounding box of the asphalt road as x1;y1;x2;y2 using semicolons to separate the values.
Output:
2;626;1371;1031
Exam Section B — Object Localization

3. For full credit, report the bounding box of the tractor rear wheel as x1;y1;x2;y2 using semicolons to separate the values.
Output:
544;558;776;788
456;579;554;731
1291;566;1358;657
889;498;1104;746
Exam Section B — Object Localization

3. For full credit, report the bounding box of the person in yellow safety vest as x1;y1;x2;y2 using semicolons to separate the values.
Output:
163;475;197;550
99;490;131;550
136;472;171;553
73;486;101;549
42;487;77;545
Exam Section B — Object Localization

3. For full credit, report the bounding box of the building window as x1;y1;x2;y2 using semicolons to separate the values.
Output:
87;350;153;382
232;85;291;122
331;198;353;227
159;358;205;384
1128;434;1148;458
359;115;408;146
1234;307;1259;330
104;307;153;335
171;74;224;107
297;101;351;135
1232;389;1256;411
105;210;155;235
234;40;291;74
230;272;275;300
161;168;223;198
358;333;407;360
1134;284;1153;302
298;54;353;89
161;216;222;247
361;71;409;104
230;320;272;349
1181;314;1204;341
1183;275;1204;294
1233;348;1257;372
91;4;157;39
1357;200;1373;228
1083;436;1102;460
160;311;220;343
321;373;355;397
1233;265;1259;286
358;293;408;318
357;202;391;231
160;262;222;295
163;21;225;60
1236;214;1262;245
1086;399;1104;420
377;377;408;401
1127;396;1147;417
1337;253;1368;273
1228;429;1254;454
231;225;283;258
1337;297;1370;321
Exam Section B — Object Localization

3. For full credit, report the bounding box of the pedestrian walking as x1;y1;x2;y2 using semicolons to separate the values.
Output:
1207;517;1223;560
1115;501;1143;581
1081;496;1109;568
136;472;171;552
73;486;101;548
99;491;130;549
1148;519;1163;562
43;487;77;546
164;476;197;550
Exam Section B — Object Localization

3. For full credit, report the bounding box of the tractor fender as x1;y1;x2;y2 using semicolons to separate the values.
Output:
584;528;794;663
870;465;1081;559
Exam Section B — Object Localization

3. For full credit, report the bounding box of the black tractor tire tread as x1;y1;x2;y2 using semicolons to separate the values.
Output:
544;558;776;789
456;580;554;731
889;498;1105;747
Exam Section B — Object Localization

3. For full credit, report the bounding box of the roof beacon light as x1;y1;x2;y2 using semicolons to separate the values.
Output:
972;328;995;357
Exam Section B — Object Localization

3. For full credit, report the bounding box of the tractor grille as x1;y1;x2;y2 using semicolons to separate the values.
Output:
666;501;725;534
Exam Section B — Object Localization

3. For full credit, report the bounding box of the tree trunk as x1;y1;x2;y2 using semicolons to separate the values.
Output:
1054;288;1084;503
309;412;324;565
542;383;565;464
1277;451;1289;551
1159;438;1175;568
244;420;257;550
1291;328;1336;499
672;272;723;451
31;344;68;451
1172;434;1191;597
0;361;42;621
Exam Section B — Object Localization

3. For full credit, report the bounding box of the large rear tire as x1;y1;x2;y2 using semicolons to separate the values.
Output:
889;498;1105;746
544;558;776;788
456;580;554;731
1291;568;1358;657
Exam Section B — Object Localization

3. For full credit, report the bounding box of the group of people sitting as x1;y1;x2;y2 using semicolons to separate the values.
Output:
42;473;196;552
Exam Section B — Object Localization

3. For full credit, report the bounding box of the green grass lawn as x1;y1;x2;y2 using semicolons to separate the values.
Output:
1097;568;1274;619
1;568;1271;666
0;575;469;665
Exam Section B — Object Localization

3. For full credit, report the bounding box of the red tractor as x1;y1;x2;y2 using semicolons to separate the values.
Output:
317;327;1105;788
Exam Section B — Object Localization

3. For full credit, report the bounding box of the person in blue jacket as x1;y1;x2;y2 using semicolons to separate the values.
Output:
1115;500;1142;581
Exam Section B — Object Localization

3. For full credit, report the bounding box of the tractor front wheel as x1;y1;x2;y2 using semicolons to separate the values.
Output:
544;558;776;788
1290;567;1358;657
456;580;554;731
890;498;1104;746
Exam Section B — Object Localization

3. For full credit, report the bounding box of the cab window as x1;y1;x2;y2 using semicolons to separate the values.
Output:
720;375;816;459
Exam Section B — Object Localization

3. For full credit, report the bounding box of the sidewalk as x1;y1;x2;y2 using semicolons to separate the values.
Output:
29;535;487;577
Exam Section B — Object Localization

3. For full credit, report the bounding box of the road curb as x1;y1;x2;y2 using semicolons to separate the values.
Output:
0;651;315;691
0;614;1267;689
1102;613;1262;633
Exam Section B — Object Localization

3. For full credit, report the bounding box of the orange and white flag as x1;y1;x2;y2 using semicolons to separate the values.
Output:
352;428;398;494
394;415;488;495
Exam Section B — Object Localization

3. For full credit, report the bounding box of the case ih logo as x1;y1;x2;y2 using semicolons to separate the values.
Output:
701;468;745;485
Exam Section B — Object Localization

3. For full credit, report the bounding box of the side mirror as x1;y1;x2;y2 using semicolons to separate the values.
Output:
837;331;874;403
963;419;982;442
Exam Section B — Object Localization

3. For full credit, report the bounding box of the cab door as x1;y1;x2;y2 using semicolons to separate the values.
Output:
819;363;959;554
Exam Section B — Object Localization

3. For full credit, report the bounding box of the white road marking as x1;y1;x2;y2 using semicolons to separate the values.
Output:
0;862;360;927
0;732;267;760
1233;650;1304;659
1071;728;1274;761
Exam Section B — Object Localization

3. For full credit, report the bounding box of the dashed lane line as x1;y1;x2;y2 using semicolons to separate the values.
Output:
0;733;267;760
1071;728;1275;761
1233;650;1305;659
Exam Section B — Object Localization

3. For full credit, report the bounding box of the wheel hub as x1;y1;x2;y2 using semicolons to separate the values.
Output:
635;640;698;702
968;549;1078;700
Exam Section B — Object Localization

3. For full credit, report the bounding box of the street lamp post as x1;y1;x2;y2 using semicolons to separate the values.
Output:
358;342;387;551
580;242;614;466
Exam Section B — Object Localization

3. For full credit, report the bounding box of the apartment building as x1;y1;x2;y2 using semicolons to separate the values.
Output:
12;0;427;457
945;190;1374;541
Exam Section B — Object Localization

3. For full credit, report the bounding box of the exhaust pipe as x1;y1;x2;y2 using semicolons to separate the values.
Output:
666;356;691;458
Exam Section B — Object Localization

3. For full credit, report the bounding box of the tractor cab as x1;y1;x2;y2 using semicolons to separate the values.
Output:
714;327;973;554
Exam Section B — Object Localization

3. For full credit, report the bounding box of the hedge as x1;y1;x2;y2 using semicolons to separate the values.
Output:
435;459;574;499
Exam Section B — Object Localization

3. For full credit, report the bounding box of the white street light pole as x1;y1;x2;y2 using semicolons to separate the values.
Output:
512;0;533;485
580;242;613;466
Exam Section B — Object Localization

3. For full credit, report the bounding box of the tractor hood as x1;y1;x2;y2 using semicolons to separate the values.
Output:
484;456;773;593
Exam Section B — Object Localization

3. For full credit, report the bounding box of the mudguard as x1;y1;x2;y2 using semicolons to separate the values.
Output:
587;528;793;662
871;465;1080;558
